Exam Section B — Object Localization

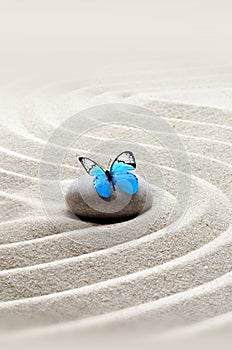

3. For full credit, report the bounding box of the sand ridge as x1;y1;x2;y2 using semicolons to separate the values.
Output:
0;73;231;344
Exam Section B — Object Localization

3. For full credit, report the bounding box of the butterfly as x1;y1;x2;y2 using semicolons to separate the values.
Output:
78;151;138;198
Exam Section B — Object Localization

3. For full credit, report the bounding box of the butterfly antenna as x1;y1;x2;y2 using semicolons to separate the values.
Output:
107;158;112;169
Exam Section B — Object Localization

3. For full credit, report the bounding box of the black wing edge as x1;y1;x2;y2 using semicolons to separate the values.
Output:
78;156;106;175
78;156;94;163
111;151;136;169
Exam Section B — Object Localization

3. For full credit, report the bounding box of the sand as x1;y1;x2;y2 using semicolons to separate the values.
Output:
0;68;232;349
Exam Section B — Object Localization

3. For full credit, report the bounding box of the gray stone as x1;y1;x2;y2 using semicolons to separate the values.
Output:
65;174;153;222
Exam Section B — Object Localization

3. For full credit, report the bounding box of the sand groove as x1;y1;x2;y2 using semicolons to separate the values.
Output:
0;77;231;339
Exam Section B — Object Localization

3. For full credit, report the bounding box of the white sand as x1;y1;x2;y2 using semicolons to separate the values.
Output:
0;67;232;350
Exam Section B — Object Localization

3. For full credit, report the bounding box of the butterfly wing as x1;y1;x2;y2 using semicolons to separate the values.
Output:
113;172;138;195
79;157;111;198
110;151;136;173
93;175;111;198
110;151;138;195
79;157;105;177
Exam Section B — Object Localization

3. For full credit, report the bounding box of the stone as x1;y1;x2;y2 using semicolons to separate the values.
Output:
65;174;153;222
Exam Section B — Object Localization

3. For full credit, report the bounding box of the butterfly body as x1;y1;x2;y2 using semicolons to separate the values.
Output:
105;170;113;182
79;151;138;198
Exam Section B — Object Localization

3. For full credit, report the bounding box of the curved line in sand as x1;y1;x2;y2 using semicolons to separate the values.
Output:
0;79;231;339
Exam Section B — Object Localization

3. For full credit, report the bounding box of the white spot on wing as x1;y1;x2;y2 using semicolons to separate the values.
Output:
117;152;135;164
80;158;96;173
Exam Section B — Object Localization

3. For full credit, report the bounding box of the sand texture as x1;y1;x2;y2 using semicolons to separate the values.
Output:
0;70;232;348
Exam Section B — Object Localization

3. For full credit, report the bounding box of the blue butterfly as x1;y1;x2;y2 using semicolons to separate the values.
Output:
79;151;138;198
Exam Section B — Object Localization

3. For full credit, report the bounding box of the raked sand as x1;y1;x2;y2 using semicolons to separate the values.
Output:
0;69;232;349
